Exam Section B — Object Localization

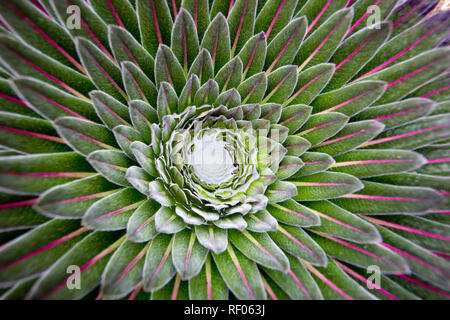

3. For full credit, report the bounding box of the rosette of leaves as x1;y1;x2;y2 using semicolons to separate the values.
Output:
0;0;449;300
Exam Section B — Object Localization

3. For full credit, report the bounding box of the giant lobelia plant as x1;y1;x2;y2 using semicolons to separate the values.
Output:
0;0;449;300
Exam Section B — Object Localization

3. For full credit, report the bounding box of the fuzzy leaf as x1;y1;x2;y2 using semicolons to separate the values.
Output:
126;199;160;243
83;188;145;231
267;200;320;228
27;231;124;300
333;181;444;215
155;45;186;95
143;233;176;292
137;0;173;56
108;25;154;80
172;228;209;280
304;200;381;244
101;240;148;299
35;174;119;219
189;254;228;300
0;219;86;285
0;152;93;195
212;244;266;300
330;150;427;178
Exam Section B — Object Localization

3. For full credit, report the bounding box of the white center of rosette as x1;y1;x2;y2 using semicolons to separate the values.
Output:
188;131;237;185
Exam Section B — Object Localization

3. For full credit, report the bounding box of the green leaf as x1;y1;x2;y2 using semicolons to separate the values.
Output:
266;180;298;203
298;112;348;146
0;194;49;231
0;35;93;98
172;228;209;280
270;224;327;267
229;229;289;272
121;62;158;106
0;219;86;285
417;144;450;175
112;125;144;160
254;0;298;42
312;80;387;116
215;56;243;92
126;199;160;243
290;171;363;201
303;259;375;300
54;116;120;155
212;244;266;300
87;150;134;187
195;225;228;254
0;152;93;195
347;0;395;35
215;88;242;108
0;79;38;117
354;98;437;130
238;32;267;79
171;8;199;73
155;45;186;95
180;0;209;39
0;276;39;300
276;156;304;180
312;120;385;157
12;77;98;122
137;0;173;56
0;0;78;69
27;231;124;299
262;254;324;300
129;100;158;144
294;8;352;71
194;79;220;105
358;11;450;77
35;174;119;219
101;240;148;299
213;214;248;231
363;48;450;105
92;0;140;41
201;13;231;73
51;0;110;55
264;65;298;104
283;136;311;157
244;209;278;233
326;22;392;90
90;90;131;130
150;274;189;300
312;231;410;274
279;104;311;134
154;206;186;234
125;166;151;196
285;63;335;106
143;233;176;292
265;17;307;73
0;112;69;154
130;141;158;177
373;223;450;290
304;200;381;244
238;72;267;104
108;25;154;80
293;152;335;177
189;254;228;300
187;49;214;85
330;149;427;178
178;74;200;112
83;188;145;231
76;37;127;103
362;114;450;150
228;0;258;56
267;199;320;228
333;181;443;215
